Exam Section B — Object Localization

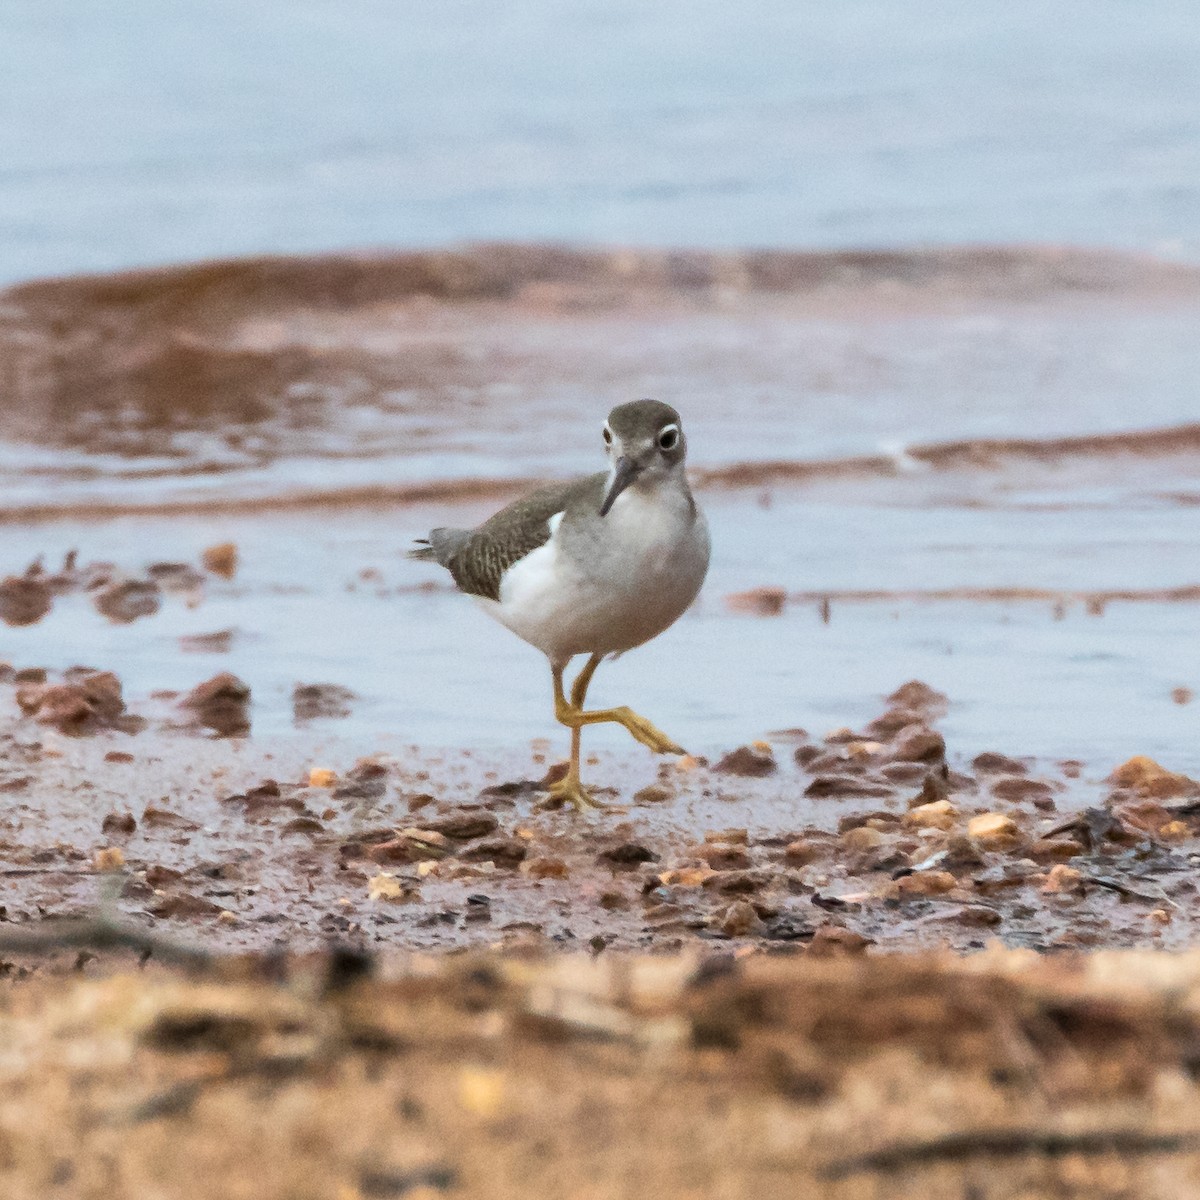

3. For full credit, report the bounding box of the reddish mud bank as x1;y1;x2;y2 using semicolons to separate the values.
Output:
1;243;1199;518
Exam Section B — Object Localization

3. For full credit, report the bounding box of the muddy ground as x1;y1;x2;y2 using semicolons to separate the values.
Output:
5;564;1200;1199
2;245;1200;1196
2;645;1200;965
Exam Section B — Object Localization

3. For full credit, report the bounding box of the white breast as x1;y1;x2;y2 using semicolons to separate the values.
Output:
479;489;709;665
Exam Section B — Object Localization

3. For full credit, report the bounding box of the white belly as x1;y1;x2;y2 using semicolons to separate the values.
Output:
478;490;710;665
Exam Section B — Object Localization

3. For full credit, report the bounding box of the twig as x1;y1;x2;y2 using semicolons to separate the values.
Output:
0;913;214;969
821;1128;1200;1179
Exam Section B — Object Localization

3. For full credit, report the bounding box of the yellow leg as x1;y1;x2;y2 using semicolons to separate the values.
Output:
542;655;685;812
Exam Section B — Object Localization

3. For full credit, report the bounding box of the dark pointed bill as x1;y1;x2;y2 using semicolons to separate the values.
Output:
599;456;640;516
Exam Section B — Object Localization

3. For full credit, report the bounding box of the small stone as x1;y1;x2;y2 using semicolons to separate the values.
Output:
704;868;772;895
807;924;870;957
101;811;137;836
150;892;226;918
886;680;948;713
866;707;925;738
717;900;763;937
880;762;927;784
840;826;884;852
426;810;499;840
904;800;958;830
93;578;160;624
784;839;819;865
633;784;673;804
705;827;749;845
16;671;127;732
794;744;823;767
1109;756;1198;799
367;872;412;902
894;870;956;897
674;755;703;772
966;812;1021;849
724;586;787;616
658;866;717;888
598;841;660;867
992;776;1055;806
1041;864;1082;894
846;740;885;761
0;576;52;626
523;856;569;880
460;836;527;866
309;768;338;788
713;745;776;777
805;774;894;798
949;905;1003;927
1159;820;1190;841
1026;837;1083;862
690;843;751;871
180;672;251;736
94;847;125;872
890;726;945;763
292;683;355;722
202;542;239;579
972;751;1028;775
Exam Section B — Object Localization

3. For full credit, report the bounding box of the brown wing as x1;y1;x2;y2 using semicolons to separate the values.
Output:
409;473;605;601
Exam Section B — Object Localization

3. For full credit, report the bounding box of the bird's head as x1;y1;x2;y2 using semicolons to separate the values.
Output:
599;399;687;516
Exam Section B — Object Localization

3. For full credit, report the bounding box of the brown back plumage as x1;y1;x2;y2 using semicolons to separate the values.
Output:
408;472;606;601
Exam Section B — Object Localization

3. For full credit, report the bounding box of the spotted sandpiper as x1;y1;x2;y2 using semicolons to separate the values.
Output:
409;399;710;810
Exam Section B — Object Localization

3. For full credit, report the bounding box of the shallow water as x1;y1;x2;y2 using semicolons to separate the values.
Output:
1;249;1198;770
2;1;1200;283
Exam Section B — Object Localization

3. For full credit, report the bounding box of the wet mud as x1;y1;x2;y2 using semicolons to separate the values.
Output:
2;659;1199;965
0;244;1196;964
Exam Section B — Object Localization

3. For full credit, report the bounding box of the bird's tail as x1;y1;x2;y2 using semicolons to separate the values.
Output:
406;539;438;562
407;527;469;566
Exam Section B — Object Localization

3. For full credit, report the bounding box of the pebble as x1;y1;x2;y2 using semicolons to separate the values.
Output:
713;745;776;777
1041;864;1083;894
966;812;1021;848
783;839;819;865
202;542;239;579
93;846;125;872
180;671;251;736
890;726;946;763
691;843;752;871
894;870;957;897
717;901;763;937
633;784;673;804
0;575;52;626
840;826;884;852
523;856;569;880
723;586;787;616
904;800;958;831
1110;756;1198;799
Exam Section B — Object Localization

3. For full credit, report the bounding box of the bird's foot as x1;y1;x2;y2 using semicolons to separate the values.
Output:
611;706;687;756
540;772;605;813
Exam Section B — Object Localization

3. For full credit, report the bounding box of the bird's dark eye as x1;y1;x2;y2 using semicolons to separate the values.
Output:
603;427;613;446
658;426;679;451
